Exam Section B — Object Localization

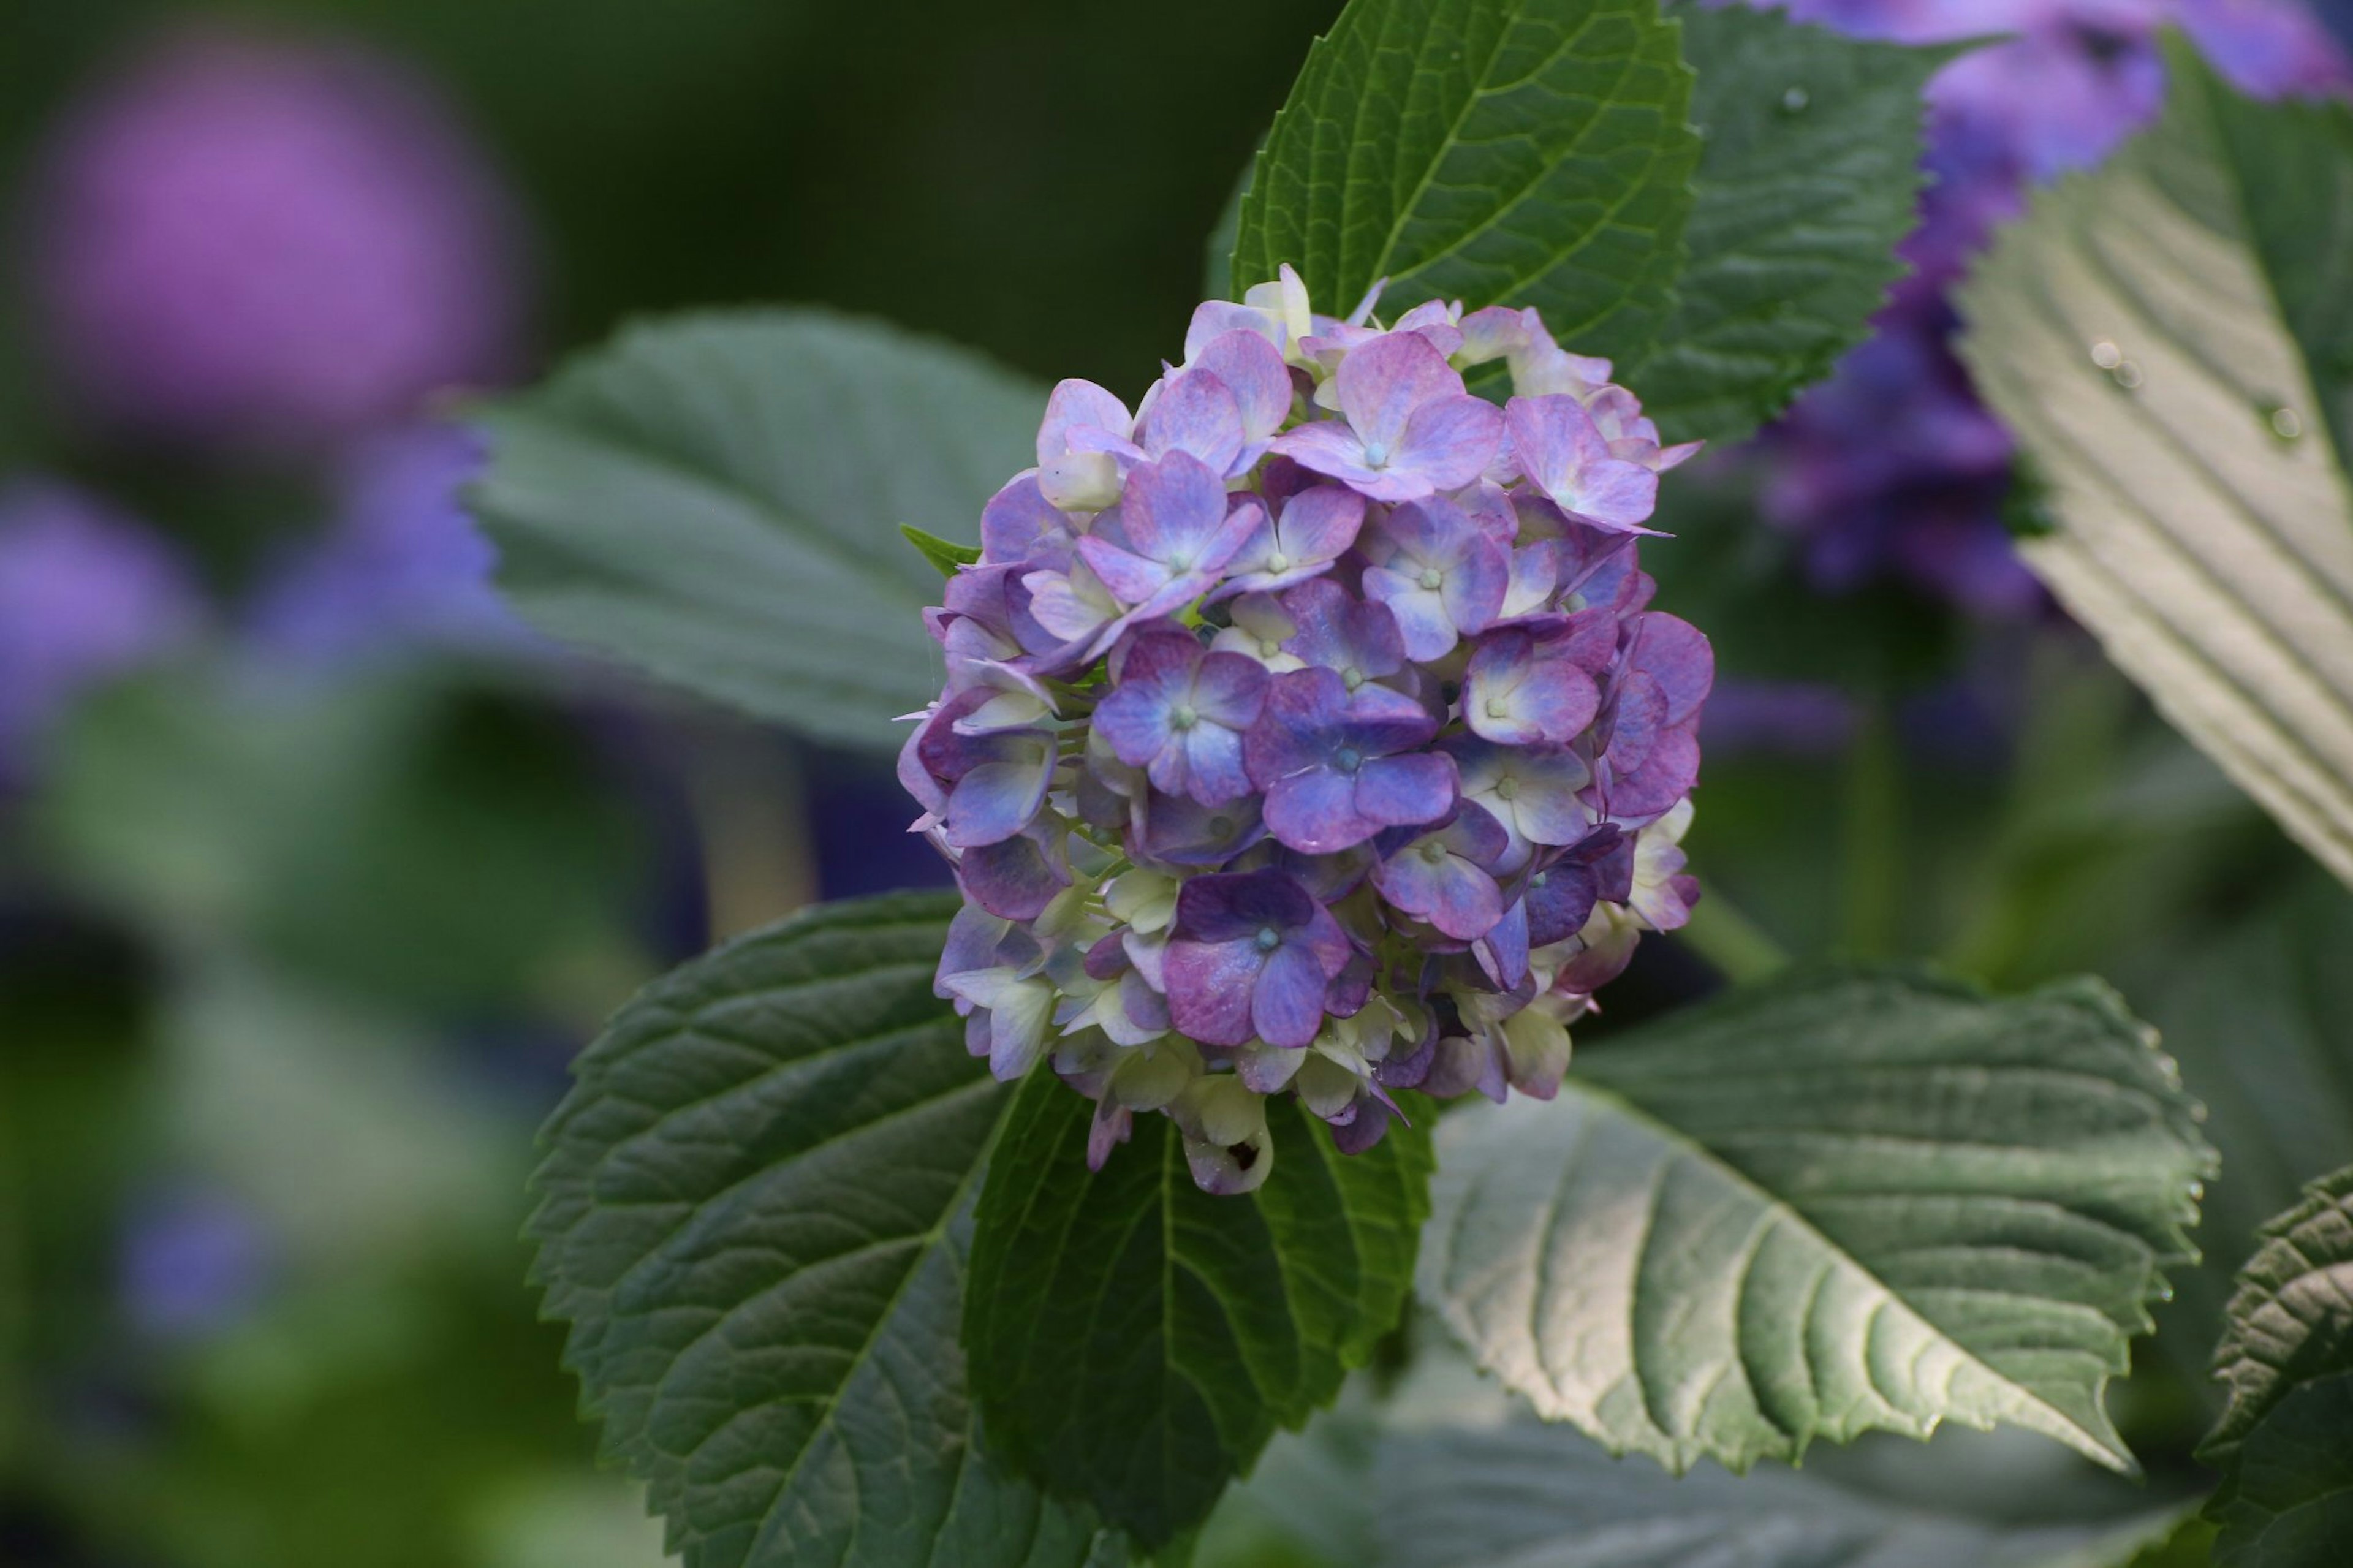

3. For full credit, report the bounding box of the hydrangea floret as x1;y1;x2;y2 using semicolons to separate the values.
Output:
906;268;1713;1194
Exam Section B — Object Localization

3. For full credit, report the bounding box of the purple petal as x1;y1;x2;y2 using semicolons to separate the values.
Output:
1170;865;1319;944
1393;394;1503;492
1526;860;1601;947
1264;767;1373;854
1627;612;1714;725
1119;450;1230;567
1190;648;1271;729
1362;570;1460;662
1281;579;1404;683
1355;752;1457;831
943;749;1054;847
1608;725;1700;820
1269;420;1384;492
1245;665;1351;785
1075;537;1172;607
1464;632;1601;746
1274;484;1366;566
1135;789;1267;866
1567;456;1662;531
1476;897;1531;988
1088;1100;1134;1170
1172;722;1252;805
1162;937;1260;1047
1038;379;1129;465
1374;834;1503;939
1254;942;1331;1047
960;828;1069;920
1330;1097;1395;1154
1192;329;1293;444
980;474;1072;566
1139;368;1246;475
1336;331;1466;453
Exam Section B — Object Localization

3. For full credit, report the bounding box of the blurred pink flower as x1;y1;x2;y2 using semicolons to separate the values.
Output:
24;25;527;454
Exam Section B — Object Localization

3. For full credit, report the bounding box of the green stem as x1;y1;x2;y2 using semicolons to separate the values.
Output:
1678;881;1794;983
1838;700;1904;960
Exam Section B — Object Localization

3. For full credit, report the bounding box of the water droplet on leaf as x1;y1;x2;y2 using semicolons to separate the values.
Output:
1779;86;1809;112
2089;339;2122;369
2269;406;2303;440
2110;360;2143;390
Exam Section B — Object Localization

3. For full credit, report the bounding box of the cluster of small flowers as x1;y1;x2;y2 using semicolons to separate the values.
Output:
903;268;1712;1194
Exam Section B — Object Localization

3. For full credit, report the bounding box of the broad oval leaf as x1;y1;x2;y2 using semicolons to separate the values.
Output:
2202;1165;2353;1566
471;309;1045;752
1957;44;2353;888
1378;1415;2197;1568
1232;0;1699;368
964;1074;1434;1547
527;891;1113;1568
1419;970;2214;1475
1623;7;1963;445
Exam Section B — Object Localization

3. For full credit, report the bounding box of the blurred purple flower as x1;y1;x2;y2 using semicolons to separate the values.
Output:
25;25;526;453
0;480;203;776
246;422;526;661
119;1188;272;1339
1739;0;2350;615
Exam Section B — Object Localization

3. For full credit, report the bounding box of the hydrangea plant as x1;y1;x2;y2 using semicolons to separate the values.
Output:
474;1;2353;1563
907;272;1709;1192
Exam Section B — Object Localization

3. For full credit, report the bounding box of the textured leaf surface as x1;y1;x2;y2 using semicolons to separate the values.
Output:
472;309;1044;751
1379;1415;2196;1568
1232;0;1699;367
528;892;1110;1568
2210;1373;2353;1568
1626;6;1958;444
1957;46;2353;887
1420;970;2213;1475
2202;1165;2353;1566
2129;871;2353;1380
964;1077;1434;1547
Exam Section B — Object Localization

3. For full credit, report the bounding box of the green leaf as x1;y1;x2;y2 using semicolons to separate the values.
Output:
902;524;982;577
527;892;1114;1568
1955;41;2353;888
1624;7;1961;444
2201;1165;2353;1565
1419;969;2214;1476
1232;0;1699;368
471;309;1045;752
2209;1373;2353;1568
2121;869;2353;1384
964;1075;1434;1547
1378;1416;2199;1568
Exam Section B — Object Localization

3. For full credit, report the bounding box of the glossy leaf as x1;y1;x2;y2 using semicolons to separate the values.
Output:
527;892;1113;1568
472;309;1043;751
2202;1165;2353;1566
1420;969;2213;1475
1626;7;1962;444
964;1077;1434;1547
1957;44;2353;887
1232;0;1699;367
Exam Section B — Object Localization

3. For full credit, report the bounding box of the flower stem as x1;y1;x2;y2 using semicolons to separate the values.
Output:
1678;881;1792;984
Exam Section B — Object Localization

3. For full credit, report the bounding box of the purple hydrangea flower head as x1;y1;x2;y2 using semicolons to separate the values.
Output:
911;274;1716;1192
0;479;205;777
25;24;526;454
